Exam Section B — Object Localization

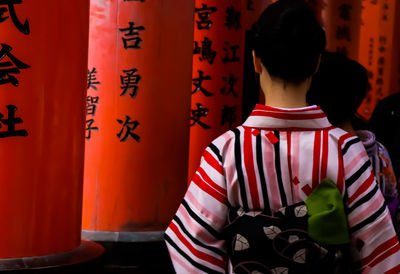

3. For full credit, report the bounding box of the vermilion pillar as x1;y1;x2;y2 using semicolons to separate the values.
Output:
323;0;362;60
358;0;399;119
0;0;102;269
188;0;270;182
82;0;194;240
390;1;400;94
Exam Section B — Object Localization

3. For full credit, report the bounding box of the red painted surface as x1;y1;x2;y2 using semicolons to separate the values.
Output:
188;0;272;183
0;0;89;258
82;0;194;232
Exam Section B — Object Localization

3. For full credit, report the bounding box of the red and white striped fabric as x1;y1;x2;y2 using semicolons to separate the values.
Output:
165;104;400;273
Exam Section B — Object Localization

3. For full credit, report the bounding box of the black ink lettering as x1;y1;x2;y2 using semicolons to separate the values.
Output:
87;67;100;90
190;103;211;129
378;67;384;76
120;68;141;98
222;42;240;64
193;37;217;64
86;119;98;140
220;73;238;98
0;0;29;34
195;4;217;30
193;41;201;54
86;96;99;116
192;70;213;97
119;22;145;49
225;6;241;30
336;25;351;42
117;115;140;142
0;104;27;138
0;43;30;86
221;105;237;128
338;4;352;21
367;70;374;79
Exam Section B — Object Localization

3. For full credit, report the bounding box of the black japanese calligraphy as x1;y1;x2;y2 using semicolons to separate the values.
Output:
220;73;238;98
190;103;211;129
368;38;374;66
225;6;241;30
222;42;240;64
378;67;384;76
338;4;352;21
382;3;389;21
86;119;98;140
120;68;141;98
367;70;374;80
0;104;27;138
117;116;140;142
375;34;386;100
87;96;99;116
119;22;145;49
193;37;216;64
0;43;30;86
221;105;237;128
87;67;100;90
0;0;29;34
195;4;217;30
192;70;213;97
336;25;351;42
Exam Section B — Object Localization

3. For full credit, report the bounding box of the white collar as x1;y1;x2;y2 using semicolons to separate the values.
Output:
243;104;333;131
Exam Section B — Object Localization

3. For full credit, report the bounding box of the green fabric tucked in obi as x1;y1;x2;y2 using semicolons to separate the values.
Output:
305;178;350;245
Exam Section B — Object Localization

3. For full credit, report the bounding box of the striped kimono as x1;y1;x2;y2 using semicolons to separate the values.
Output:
165;104;400;273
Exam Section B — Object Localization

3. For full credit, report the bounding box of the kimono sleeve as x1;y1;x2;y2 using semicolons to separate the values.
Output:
342;136;400;273
164;143;228;273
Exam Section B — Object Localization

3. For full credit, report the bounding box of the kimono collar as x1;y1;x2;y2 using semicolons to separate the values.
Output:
243;104;334;131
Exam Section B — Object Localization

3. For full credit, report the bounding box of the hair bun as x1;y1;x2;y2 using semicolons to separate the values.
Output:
252;0;326;83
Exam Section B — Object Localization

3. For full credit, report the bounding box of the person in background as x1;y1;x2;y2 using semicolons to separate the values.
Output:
369;93;400;182
165;1;400;273
307;52;399;231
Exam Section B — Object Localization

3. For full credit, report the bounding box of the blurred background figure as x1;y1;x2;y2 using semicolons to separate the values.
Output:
307;52;399;231
369;93;400;183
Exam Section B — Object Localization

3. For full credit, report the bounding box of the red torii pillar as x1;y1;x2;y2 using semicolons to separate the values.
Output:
0;0;102;270
323;0;362;61
358;0;400;119
188;0;271;182
82;0;195;241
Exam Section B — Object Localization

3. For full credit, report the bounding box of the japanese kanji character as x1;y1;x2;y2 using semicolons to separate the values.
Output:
117;115;140;142
190;103;211;129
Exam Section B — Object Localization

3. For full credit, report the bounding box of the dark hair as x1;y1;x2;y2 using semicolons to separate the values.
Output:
306;52;369;126
251;0;326;84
